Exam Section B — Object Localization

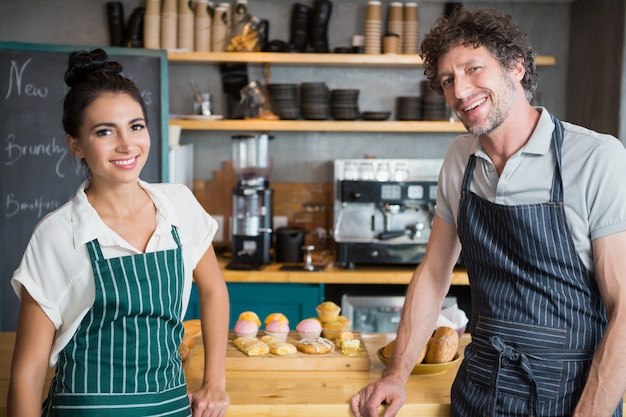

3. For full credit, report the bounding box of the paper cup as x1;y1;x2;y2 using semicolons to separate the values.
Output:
366;1;382;21
388;2;403;22
169;125;182;149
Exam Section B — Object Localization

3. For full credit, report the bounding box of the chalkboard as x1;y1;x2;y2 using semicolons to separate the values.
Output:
0;42;170;331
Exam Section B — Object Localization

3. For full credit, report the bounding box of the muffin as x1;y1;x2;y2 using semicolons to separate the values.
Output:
264;312;289;326
296;318;323;339
316;301;341;323
233;319;259;338
264;319;290;342
336;315;351;332
238;311;261;327
321;319;345;341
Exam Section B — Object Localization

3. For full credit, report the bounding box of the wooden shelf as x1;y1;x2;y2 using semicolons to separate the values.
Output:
168;51;556;67
167;51;553;134
169;118;467;133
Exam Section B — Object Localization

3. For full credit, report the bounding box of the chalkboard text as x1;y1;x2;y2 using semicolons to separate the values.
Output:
4;133;71;178
5;193;61;219
5;58;49;100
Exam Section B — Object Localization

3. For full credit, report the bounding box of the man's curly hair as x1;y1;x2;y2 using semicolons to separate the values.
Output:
420;7;538;102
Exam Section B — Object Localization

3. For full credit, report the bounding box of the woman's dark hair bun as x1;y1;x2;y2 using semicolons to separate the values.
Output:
64;48;123;88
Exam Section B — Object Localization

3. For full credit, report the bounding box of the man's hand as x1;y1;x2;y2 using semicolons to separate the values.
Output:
350;376;406;417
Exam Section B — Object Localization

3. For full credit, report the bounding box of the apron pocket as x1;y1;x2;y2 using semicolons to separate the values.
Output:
466;316;568;402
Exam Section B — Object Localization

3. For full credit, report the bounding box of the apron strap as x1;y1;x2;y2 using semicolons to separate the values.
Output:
489;336;540;417
86;239;104;261
548;112;565;203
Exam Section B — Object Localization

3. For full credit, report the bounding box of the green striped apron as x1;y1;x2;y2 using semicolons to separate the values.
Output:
43;226;191;416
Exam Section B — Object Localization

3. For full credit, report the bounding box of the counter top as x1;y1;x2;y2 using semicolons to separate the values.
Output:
3;332;625;416
219;258;470;286
0;332;462;417
187;332;463;417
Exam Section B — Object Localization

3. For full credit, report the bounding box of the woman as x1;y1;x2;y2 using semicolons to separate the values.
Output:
7;49;230;416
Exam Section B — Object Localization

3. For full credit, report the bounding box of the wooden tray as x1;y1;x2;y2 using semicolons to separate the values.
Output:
226;331;370;371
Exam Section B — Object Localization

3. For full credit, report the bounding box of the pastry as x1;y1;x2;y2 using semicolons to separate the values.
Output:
336;331;354;348
270;342;298;355
261;336;297;355
295;337;335;354
233;336;270;357
382;338;428;364
296;318;323;339
264;319;290;342
321;316;350;340
264;312;289;326
182;319;202;338
238;311;261;327
233;319;259;338
382;339;395;359
316;301;341;323
179;331;195;362
424;326;459;364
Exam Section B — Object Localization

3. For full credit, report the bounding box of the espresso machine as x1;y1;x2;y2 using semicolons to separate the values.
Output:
332;158;443;268
227;134;274;270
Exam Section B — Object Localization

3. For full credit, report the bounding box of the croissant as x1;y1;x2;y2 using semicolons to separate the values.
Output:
233;336;270;356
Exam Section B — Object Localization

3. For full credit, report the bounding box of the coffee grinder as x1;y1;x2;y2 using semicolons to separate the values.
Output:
227;134;274;269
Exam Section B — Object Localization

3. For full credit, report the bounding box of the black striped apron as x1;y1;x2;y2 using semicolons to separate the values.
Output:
450;113;622;417
42;226;191;416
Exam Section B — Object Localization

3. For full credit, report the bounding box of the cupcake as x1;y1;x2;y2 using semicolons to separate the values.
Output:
264;319;290;342
316;301;341;323
296;318;323;339
233;319;259;338
264;312;289;326
336;315;351;332
238;311;261;327
321;319;345;341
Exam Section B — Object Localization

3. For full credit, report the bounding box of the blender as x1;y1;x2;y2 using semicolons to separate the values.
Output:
227;134;274;269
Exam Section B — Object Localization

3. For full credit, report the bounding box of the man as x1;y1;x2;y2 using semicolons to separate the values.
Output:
350;7;626;417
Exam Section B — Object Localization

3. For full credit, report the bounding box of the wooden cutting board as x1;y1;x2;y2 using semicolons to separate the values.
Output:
226;331;370;371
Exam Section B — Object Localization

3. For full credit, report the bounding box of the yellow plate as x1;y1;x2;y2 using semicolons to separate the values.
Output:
377;348;461;375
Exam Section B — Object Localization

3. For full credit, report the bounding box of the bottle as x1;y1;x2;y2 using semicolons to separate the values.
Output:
195;0;212;52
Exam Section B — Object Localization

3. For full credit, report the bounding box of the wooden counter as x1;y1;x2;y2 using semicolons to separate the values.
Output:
219;258;470;286
3;332;625;416
0;332;462;417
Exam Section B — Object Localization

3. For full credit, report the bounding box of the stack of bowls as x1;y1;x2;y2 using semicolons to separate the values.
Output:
421;81;448;120
396;96;422;120
330;89;360;120
268;84;301;120
300;83;330;120
403;2;419;54
364;1;382;54
386;2;403;53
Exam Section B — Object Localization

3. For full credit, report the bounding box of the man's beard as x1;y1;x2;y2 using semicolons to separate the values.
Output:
460;76;517;137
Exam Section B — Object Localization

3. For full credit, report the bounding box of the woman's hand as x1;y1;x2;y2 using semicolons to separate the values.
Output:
188;385;230;417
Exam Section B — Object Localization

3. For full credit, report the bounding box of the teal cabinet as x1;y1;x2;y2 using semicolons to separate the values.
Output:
184;282;325;328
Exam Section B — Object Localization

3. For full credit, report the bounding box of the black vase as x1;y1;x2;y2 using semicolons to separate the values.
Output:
309;0;332;53
289;3;312;52
106;2;125;47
